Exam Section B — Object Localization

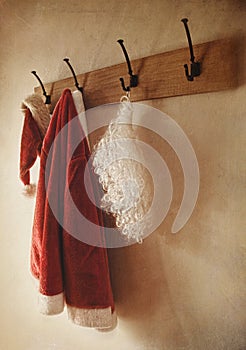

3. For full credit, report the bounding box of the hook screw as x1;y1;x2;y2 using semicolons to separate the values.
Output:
181;18;201;81
117;39;138;91
63;58;83;93
31;71;51;104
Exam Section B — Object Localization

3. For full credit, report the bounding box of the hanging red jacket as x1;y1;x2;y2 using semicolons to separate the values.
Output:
31;89;116;329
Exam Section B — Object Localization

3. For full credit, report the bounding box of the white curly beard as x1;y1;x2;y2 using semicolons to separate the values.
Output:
92;97;151;243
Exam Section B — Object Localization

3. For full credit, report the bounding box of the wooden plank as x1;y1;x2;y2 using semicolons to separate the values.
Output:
34;38;237;111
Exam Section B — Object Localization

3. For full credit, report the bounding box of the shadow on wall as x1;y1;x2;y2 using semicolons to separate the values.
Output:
108;234;189;349
104;128;190;348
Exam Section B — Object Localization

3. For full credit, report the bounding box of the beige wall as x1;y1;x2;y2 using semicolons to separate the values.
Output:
0;1;245;349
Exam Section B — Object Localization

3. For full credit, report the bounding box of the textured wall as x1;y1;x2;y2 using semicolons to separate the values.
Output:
0;1;245;349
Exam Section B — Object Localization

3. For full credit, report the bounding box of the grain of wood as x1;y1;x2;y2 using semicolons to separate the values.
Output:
34;38;238;112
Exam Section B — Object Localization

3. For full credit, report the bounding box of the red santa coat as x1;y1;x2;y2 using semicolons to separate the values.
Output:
31;89;116;329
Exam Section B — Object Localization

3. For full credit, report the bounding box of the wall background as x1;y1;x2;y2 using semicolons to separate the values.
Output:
0;0;245;349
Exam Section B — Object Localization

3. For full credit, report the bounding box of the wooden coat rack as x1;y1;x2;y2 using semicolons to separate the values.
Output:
34;37;238;112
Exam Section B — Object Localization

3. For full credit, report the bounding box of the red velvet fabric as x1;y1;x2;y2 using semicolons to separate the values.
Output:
31;89;114;311
19;109;42;185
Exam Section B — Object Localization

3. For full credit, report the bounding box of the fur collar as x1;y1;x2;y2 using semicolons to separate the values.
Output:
21;94;50;138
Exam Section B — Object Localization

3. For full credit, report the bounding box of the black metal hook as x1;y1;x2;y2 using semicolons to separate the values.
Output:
63;58;83;93
117;39;138;92
181;18;201;81
31;71;51;104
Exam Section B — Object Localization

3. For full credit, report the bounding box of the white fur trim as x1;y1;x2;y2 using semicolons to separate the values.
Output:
71;90;90;149
67;305;117;329
21;94;50;138
22;183;36;197
38;292;64;315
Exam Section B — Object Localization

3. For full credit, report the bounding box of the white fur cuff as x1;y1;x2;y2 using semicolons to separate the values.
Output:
67;305;117;330
38;292;64;315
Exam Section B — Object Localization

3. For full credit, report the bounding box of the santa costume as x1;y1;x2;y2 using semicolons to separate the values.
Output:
30;89;116;329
